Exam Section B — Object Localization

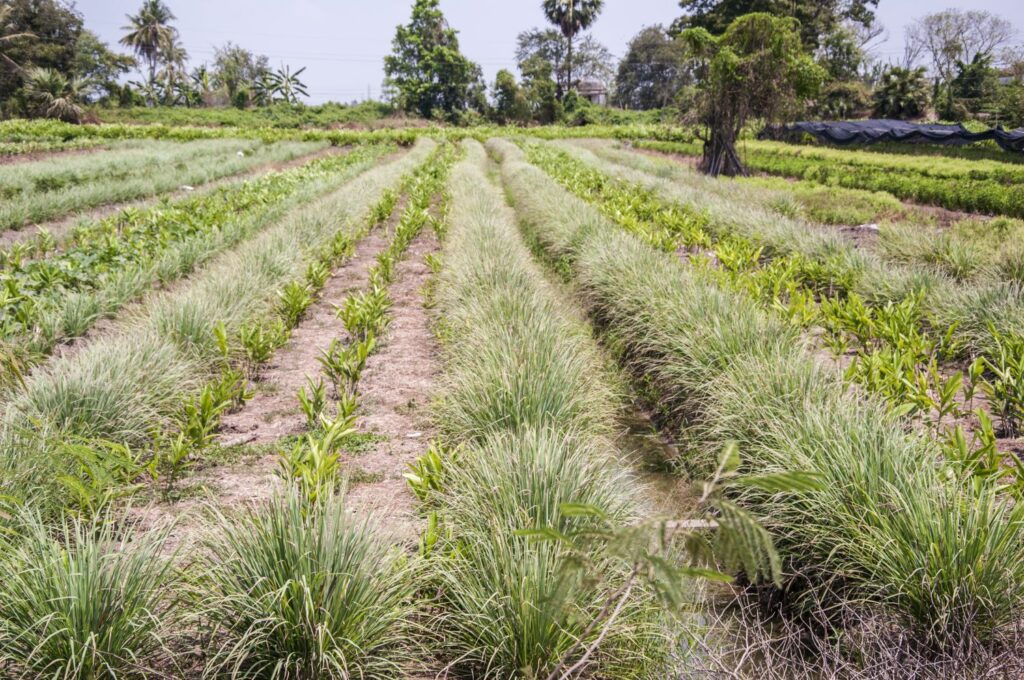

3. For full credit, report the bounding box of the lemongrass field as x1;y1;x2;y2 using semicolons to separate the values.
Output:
1;119;1024;679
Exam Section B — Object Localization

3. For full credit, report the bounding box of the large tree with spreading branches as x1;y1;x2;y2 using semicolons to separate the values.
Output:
681;12;822;176
383;0;481;119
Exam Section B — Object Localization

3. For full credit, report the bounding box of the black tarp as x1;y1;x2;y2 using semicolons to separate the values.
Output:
773;120;1024;153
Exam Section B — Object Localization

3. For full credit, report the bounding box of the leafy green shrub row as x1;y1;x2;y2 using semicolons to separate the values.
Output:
0;138;326;231
96;101;398;129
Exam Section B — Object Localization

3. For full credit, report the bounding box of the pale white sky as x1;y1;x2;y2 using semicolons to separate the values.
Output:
75;0;1024;104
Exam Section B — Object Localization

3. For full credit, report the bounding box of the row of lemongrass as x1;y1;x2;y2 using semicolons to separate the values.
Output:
0;138;435;514
488;137;1024;652
565;139;1024;359
0;141;439;678
419;139;670;677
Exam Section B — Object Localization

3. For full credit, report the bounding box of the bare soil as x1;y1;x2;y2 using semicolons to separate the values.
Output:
140;214;443;554
129;209;391;554
0;145;343;249
344;228;442;544
217;227;390;445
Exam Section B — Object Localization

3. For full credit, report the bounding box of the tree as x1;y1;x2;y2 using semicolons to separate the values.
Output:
73;30;134;101
816;23;865;81
0;4;34;71
212;42;269;101
383;0;480;119
0;0;82;113
681;12;823;176
541;0;603;96
951;52;999;113
814;80;870;119
492;69;530;124
23;66;91;122
120;0;178;104
906;10;1014;86
189;64;216;105
871;65;929;119
521;55;562;123
672;0;879;50
515;28;612;97
998;84;1024;129
613;25;690;110
267;65;308;105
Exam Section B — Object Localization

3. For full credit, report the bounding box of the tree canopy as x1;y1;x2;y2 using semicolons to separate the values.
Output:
541;0;604;94
613;25;690;110
120;0;178;93
872;65;929;119
515;28;612;97
383;0;481;120
905;10;1015;85
681;12;823;176
672;0;878;50
0;0;82;112
212;42;269;102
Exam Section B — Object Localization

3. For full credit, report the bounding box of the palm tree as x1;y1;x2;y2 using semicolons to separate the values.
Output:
0;5;35;72
541;0;603;95
269;65;308;105
190;64;215;105
23;67;93;123
155;35;188;104
119;0;178;102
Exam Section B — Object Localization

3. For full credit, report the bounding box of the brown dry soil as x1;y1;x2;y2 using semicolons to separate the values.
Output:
0;145;342;249
138;218;441;554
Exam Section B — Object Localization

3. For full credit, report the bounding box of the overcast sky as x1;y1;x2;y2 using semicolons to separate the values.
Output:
75;0;1024;105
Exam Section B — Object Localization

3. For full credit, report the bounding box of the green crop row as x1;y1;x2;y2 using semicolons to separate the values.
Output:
423;139;670;677
0;138;106;156
491;136;1024;661
0;138;327;231
634;139;1024;218
193;145;455;677
0;139;434;516
0;146;448;677
0;118;423;148
542;141;1024;443
600;139;1024;285
0;144;392;379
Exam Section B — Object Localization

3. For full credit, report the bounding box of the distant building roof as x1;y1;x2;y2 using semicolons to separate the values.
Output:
577;79;607;95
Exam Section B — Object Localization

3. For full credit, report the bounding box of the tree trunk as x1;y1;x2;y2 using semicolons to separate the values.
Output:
566;35;573;96
147;58;157;107
699;124;746;177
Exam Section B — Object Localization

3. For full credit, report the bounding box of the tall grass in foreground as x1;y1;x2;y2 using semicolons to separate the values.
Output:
195;490;413;679
0;510;176;677
0;139;435;515
425;140;668;677
489;136;1024;653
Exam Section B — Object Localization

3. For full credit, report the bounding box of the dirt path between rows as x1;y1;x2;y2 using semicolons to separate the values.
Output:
136;206;443;555
131;217;390;554
343;228;441;544
218;224;391;445
0;145;343;249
